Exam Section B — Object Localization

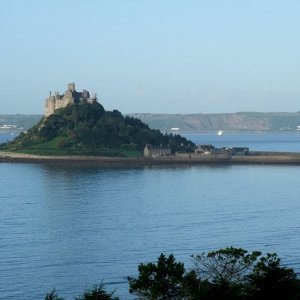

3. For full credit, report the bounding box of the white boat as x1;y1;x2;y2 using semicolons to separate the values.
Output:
171;128;180;134
217;130;223;136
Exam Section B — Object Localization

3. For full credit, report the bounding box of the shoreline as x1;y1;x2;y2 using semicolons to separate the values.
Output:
2;151;300;166
0;151;231;166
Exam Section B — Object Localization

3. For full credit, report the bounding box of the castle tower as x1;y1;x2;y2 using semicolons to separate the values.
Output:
67;82;75;92
45;95;56;117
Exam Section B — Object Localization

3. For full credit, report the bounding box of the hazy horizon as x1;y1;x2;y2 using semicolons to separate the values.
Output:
3;110;300;116
1;1;300;115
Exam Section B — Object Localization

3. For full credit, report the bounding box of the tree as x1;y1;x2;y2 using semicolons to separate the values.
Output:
43;249;300;300
74;283;119;300
190;247;262;300
246;253;300;300
128;253;187;299
44;289;64;300
191;247;261;283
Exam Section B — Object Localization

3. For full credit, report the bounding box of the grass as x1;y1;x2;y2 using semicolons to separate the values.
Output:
119;149;143;157
12;137;143;157
14;137;73;155
15;148;77;156
16;148;143;157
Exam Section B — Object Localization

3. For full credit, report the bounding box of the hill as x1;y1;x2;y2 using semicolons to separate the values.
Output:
3;112;300;134
0;102;193;156
0;114;42;132
129;112;300;132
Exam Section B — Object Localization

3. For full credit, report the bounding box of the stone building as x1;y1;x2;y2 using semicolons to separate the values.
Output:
144;144;171;157
45;83;97;116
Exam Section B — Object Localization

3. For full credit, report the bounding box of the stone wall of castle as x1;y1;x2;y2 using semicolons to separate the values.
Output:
45;97;73;117
45;83;96;117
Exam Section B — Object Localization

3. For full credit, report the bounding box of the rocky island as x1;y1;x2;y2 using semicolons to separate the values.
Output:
0;83;193;160
2;83;300;166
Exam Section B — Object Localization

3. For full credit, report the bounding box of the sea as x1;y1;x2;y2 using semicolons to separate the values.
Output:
1;132;300;299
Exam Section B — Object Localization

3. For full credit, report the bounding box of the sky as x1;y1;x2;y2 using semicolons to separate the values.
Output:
0;0;300;114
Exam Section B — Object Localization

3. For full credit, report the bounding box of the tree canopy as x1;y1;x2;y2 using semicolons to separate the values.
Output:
128;253;187;299
128;248;300;300
44;247;300;299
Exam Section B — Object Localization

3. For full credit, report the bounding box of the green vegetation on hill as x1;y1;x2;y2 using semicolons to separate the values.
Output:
0;102;194;156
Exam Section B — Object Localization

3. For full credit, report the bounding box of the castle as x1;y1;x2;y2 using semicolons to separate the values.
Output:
45;83;97;116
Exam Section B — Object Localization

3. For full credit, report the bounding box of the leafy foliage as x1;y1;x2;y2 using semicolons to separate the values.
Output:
189;247;261;300
43;248;300;300
45;284;118;300
129;248;300;300
191;247;261;283
1;102;194;155
44;289;64;300
246;253;300;300
128;253;187;299
74;283;119;300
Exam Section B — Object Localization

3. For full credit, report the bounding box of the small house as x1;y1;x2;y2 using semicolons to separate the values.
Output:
144;144;171;157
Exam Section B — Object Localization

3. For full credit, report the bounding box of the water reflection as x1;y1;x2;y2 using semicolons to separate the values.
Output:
1;157;300;298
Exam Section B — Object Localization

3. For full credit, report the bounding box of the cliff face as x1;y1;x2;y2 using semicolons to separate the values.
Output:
128;112;300;132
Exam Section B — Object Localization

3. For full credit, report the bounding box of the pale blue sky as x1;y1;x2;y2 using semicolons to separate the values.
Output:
1;0;300;114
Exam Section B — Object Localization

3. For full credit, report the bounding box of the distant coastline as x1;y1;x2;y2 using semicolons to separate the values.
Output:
128;112;300;133
3;112;300;133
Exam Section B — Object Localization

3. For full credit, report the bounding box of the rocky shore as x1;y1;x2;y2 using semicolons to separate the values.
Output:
2;151;300;166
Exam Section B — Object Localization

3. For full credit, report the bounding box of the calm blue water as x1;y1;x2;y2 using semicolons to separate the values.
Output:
1;133;300;299
183;132;300;152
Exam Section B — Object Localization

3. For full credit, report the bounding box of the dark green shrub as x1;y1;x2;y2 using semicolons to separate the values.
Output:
246;253;300;300
128;253;187;299
44;289;64;300
74;283;119;300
